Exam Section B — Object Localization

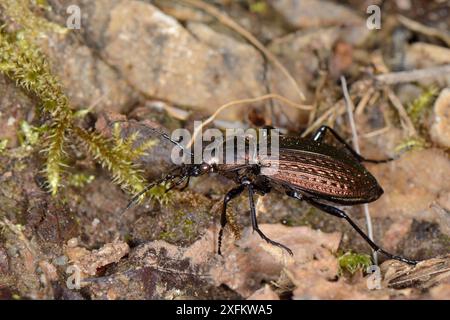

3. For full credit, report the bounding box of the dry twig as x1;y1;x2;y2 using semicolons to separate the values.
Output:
301;103;345;138
375;64;450;85
188;93;312;147
385;88;417;137
341;76;377;264
397;15;450;47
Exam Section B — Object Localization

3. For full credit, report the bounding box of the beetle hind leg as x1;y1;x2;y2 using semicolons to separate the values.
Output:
303;197;418;265
312;125;393;164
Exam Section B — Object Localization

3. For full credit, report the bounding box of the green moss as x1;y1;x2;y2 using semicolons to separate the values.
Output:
0;1;163;203
67;173;95;188
146;182;171;206
282;207;319;227
32;0;50;10
248;1;268;14
394;137;427;154
0;27;72;195
172;210;195;240
0;139;8;154
156;201;208;244
74;126;159;198
225;206;241;240
338;251;372;276
1;0;66;38
160;230;177;242
438;234;450;247
407;86;438;127
158;207;203;243
18;121;40;146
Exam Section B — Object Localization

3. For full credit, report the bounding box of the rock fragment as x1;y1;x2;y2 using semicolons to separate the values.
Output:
430;88;450;148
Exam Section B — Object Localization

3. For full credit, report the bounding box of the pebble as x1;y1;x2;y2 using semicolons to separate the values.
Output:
430;88;450;148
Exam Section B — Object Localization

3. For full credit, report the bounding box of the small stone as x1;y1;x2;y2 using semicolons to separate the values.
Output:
269;0;363;29
430;88;450;148
2;171;12;178
396;0;412;10
370;149;450;219
107;288;118;300
96;1;266;119
67;238;79;248
54;255;68;266
38;261;58;281
91;218;100;228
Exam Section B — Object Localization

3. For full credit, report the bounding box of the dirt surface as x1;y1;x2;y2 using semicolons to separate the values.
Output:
0;0;449;300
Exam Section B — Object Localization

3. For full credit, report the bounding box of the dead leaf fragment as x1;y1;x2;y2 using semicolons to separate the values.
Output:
65;240;129;277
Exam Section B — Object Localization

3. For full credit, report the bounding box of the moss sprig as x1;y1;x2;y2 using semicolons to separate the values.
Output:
44;120;69;195
407;86;438;127
338;251;372;276
74;127;147;195
0;2;161;201
0;0;66;38
74;126;167;203
394;137;427;154
0;32;71;118
0;29;72;194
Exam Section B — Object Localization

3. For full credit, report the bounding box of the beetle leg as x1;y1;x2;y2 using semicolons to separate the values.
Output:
312;125;393;164
303;197;418;265
218;185;246;255
164;175;189;193
178;176;191;192
247;183;294;256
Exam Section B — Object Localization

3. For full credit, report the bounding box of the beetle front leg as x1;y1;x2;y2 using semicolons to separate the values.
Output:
178;176;191;192
303;197;418;265
218;184;245;255
247;182;293;256
312;125;393;164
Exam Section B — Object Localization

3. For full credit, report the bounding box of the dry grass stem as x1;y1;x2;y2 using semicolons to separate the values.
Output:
376;64;450;85
397;15;450;47
341;76;377;264
188;93;313;147
386;88;418;137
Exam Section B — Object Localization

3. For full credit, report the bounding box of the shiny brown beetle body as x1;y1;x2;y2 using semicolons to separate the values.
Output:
124;124;418;265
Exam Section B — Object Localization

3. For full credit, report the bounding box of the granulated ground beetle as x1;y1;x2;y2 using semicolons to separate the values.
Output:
123;123;418;265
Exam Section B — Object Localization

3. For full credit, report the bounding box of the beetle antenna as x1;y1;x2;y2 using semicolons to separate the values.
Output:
111;119;193;157
119;176;169;216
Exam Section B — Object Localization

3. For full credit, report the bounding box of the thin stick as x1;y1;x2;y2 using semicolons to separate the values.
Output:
308;71;328;126
178;0;306;101
355;88;374;116
397;15;450;47
386;88;417;137
187;93;313;147
301;103;344;138
341;76;377;265
375;64;450;85
361;126;390;139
